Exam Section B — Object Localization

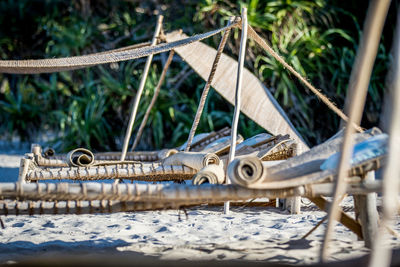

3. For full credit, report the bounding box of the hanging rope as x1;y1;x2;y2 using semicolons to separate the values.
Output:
184;19;233;152
131;50;175;151
245;25;363;133
0;20;240;74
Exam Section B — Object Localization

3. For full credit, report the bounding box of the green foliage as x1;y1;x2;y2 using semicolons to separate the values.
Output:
0;0;394;151
0;78;42;141
195;0;394;144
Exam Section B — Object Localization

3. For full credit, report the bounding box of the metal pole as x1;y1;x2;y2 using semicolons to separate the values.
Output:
120;15;163;162
224;8;247;214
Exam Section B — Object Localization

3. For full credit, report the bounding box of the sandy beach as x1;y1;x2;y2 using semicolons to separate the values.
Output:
0;149;398;265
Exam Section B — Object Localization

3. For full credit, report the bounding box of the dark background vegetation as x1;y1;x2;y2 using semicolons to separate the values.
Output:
0;0;398;152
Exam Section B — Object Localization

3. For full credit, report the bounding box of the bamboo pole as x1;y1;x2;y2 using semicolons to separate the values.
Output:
48;150;176;162
0;200;174;215
225;8;248;215
131;50;175;151
0;181;383;203
369;5;400;267
120;15;163;162
320;0;391;262
228;153;385;190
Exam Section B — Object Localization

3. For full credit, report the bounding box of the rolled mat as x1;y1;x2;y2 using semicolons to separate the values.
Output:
43;147;55;158
192;164;225;185
45;149;178;162
201;135;244;155
189;127;231;152
66;148;95;167
157;149;178;159
228;154;386;189
162;152;220;170
227;157;265;187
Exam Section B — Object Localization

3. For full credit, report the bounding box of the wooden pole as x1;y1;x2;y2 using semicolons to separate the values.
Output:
0;181;383;203
120;16;163;162
320;0;391;261
353;172;378;248
130;50;175;151
369;5;400;266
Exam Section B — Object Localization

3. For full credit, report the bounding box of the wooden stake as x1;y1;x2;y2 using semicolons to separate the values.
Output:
353;171;378;248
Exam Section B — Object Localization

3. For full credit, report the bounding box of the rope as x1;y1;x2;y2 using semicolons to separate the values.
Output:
0;19;240;74
301;216;327;239
184;18;233;152
131;50;175;151
245;25;363;133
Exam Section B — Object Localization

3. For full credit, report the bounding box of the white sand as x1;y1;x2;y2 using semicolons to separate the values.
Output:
0;152;398;265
